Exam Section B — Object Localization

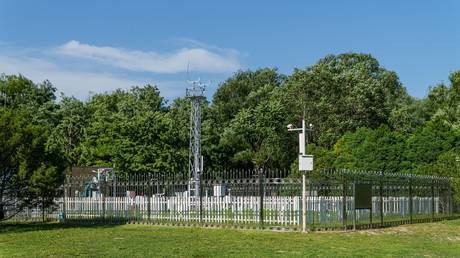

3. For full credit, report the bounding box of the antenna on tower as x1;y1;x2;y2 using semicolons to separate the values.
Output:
186;60;191;81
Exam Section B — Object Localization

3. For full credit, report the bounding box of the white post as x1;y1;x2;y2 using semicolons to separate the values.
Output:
301;118;307;233
302;173;307;232
288;117;312;233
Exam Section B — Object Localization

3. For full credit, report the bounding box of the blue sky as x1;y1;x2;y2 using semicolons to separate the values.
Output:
1;0;459;101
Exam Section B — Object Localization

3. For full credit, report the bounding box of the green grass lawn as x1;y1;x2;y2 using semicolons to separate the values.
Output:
1;220;460;257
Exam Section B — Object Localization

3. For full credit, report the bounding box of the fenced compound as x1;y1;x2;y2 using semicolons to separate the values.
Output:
7;169;458;230
61;195;443;228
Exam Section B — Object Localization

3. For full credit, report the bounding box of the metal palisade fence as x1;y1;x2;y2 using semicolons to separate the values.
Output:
8;168;458;230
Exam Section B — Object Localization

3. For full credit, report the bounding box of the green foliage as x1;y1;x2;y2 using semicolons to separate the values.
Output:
333;125;406;172
404;118;458;172
283;53;407;147
0;94;64;220
212;68;285;125
0;74;56;108
220;99;291;169
47;96;88;166
427;72;460;129
0;74;65;220
77;85;189;173
389;98;431;134
29;164;63;221
429;149;460;201
206;68;288;170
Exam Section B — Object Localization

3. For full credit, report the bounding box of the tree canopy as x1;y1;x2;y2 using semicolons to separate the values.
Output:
0;75;64;220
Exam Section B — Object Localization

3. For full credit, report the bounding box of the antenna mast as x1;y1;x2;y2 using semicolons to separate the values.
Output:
186;78;207;198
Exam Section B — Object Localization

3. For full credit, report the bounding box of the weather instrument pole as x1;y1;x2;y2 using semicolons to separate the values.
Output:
287;118;313;232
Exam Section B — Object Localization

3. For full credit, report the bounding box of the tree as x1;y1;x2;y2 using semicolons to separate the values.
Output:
389;98;431;134
404;118;459;173
426;70;460;129
219;99;292;169
79;85;186;173
0;108;64;221
163;98;193;172
283;53;407;147
0;74;55;107
29;165;63;222
333;125;406;172
0;75;64;220
47;96;88;166
211;68;286;125
113;110;178;173
429;148;460;202
208;69;286;170
78;92;120;166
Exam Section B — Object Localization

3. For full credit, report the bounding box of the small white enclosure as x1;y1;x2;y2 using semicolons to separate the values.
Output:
213;184;227;197
299;155;313;171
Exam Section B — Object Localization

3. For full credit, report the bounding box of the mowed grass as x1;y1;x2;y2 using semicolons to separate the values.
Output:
1;220;460;257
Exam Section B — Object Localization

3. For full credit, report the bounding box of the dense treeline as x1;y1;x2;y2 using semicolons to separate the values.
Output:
1;53;459;218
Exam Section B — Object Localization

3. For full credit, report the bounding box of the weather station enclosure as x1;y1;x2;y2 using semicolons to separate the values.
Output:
4;81;458;232
299;155;313;171
6;167;457;231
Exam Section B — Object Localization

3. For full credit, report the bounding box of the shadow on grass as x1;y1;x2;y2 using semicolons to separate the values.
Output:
0;221;122;234
3;215;459;235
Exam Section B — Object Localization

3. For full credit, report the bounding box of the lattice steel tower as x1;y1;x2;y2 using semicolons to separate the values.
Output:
186;79;206;198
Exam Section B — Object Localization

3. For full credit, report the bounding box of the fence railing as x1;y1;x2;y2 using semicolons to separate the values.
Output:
60;195;442;227
6;169;457;230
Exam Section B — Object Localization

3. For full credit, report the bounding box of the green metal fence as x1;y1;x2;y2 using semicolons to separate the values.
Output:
5;168;458;231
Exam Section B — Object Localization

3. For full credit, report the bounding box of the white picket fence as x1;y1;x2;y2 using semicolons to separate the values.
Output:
60;195;442;226
5;206;60;222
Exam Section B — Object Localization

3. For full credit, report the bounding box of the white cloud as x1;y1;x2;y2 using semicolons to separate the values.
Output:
0;39;239;100
0;54;142;100
173;38;241;56
55;40;241;74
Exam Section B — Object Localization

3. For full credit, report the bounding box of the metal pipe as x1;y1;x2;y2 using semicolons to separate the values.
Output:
302;173;307;232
